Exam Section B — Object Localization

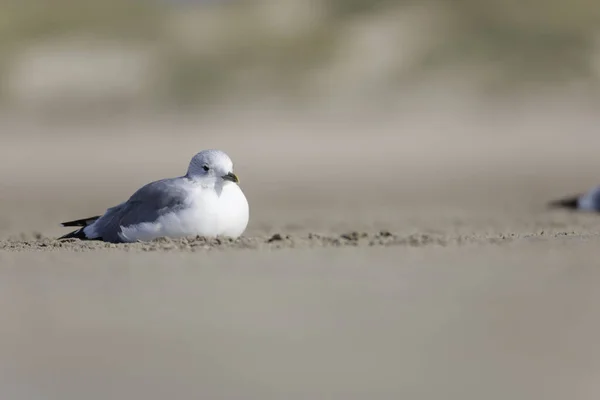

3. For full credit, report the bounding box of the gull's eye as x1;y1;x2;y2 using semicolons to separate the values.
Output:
202;165;209;172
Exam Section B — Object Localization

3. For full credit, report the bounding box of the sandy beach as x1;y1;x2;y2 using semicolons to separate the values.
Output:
1;100;600;399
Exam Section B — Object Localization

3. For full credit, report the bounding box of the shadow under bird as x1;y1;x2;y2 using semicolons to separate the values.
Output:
548;186;600;212
59;149;249;243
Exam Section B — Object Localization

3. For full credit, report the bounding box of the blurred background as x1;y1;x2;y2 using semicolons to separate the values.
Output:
2;0;600;237
2;0;600;114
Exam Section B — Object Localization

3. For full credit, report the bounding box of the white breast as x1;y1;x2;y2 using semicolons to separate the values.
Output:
119;183;249;242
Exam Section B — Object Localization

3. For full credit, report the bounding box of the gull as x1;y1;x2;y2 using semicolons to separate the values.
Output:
59;149;249;243
548;186;600;212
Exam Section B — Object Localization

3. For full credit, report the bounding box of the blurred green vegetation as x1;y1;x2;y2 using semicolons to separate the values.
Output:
0;0;599;109
440;0;600;86
326;0;399;17
0;0;162;45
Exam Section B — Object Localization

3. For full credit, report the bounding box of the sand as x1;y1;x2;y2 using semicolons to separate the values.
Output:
1;100;600;399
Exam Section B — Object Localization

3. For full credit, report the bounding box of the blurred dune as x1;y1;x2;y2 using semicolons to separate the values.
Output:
0;0;599;114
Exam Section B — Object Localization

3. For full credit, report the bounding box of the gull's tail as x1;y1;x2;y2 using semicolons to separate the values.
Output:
59;215;101;240
548;195;580;210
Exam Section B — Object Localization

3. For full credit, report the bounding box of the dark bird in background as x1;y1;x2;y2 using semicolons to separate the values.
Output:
548;186;600;212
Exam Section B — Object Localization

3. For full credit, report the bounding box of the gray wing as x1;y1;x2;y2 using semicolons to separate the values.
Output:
89;178;191;242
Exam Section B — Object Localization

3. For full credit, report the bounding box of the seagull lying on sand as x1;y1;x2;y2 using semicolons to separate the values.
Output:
548;186;600;212
59;149;249;243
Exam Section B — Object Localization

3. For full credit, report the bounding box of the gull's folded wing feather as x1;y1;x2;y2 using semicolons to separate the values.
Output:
61;178;191;243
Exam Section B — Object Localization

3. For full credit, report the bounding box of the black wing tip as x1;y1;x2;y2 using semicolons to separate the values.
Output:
58;230;106;242
60;216;101;227
58;228;89;240
548;195;580;210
